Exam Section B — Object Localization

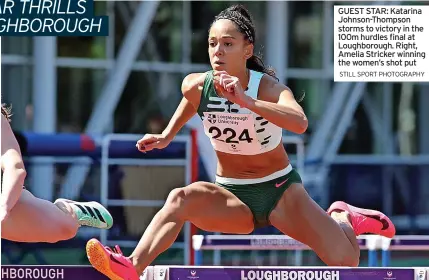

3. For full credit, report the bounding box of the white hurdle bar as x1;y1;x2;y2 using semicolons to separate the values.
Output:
192;235;429;267
2;265;427;280
142;266;427;280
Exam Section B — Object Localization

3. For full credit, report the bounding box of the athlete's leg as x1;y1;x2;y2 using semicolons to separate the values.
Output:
131;181;253;268
270;183;395;266
1;190;114;243
269;183;360;266
1;189;79;243
86;181;254;279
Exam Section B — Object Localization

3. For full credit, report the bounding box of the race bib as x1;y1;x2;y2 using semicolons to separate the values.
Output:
203;112;261;154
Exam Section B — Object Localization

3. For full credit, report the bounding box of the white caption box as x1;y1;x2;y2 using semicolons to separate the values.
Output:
334;6;429;82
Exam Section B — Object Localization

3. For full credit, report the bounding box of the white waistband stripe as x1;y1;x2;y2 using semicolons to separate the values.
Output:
215;164;293;185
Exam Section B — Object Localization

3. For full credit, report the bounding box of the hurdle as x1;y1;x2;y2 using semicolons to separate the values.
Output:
99;133;199;265
192;234;429;267
2;265;427;280
145;266;424;280
147;266;427;280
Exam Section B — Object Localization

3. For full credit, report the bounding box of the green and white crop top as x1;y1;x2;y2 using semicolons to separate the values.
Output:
196;70;283;155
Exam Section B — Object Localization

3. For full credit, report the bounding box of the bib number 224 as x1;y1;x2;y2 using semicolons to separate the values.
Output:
208;127;253;143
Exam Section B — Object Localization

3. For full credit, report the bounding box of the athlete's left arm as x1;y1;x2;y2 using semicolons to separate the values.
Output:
1;114;26;219
242;76;308;134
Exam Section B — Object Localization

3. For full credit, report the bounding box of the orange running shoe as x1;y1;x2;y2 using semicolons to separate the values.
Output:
327;201;396;238
86;238;139;280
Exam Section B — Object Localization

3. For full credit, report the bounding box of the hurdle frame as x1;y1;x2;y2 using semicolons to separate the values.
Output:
192;234;429;267
99;133;198;265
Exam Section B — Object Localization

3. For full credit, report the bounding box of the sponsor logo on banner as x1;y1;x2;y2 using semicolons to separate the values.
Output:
240;270;340;280
158;267;167;280
187;269;199;279
385;270;396;280
140;266;153;280
415;268;426;280
140;269;147;279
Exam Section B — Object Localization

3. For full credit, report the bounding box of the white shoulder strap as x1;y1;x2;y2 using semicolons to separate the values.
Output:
245;70;264;99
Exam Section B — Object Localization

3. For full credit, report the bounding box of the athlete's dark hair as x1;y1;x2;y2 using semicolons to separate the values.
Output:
211;4;305;102
1;103;12;122
211;4;278;81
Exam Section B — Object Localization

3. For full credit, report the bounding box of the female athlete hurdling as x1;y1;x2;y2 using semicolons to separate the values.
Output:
86;5;395;279
1;104;113;243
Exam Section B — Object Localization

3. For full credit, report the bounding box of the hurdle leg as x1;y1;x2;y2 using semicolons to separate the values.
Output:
294;250;303;266
195;249;203;266
213;232;221;265
365;235;381;267
381;249;390;267
380;237;392;267
192;234;204;266
368;249;378;267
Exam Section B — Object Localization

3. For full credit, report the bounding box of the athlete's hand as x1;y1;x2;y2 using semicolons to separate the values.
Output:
213;71;252;108
136;134;170;153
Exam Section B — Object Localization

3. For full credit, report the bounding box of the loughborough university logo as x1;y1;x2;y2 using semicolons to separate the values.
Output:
207;114;216;124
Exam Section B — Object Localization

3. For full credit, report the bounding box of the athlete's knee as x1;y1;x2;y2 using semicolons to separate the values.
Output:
44;212;79;243
163;187;189;220
163;182;207;219
325;254;359;267
165;187;185;207
49;220;78;243
324;245;360;267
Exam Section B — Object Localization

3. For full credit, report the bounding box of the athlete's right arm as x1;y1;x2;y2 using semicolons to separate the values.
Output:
0;114;27;219
161;72;206;141
136;73;206;152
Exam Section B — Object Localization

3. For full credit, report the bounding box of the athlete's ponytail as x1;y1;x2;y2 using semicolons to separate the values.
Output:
246;54;278;81
1;104;12;122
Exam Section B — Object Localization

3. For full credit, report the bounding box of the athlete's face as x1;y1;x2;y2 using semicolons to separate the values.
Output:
208;19;253;73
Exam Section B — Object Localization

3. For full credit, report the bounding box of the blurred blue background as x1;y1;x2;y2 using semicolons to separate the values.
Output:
1;0;428;268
